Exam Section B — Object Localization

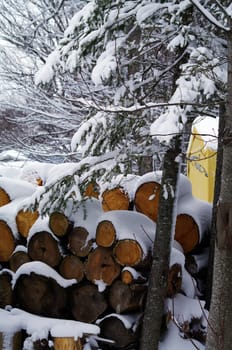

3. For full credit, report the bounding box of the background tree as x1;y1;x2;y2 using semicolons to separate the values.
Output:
0;0;86;161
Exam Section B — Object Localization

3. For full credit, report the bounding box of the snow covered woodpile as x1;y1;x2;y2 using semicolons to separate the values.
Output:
0;165;212;350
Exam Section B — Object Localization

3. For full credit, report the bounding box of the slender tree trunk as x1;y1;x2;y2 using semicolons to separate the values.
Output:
205;102;225;310
206;19;232;350
140;136;181;350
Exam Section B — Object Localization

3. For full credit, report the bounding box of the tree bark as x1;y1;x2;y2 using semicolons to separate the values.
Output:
140;136;181;350
206;18;232;350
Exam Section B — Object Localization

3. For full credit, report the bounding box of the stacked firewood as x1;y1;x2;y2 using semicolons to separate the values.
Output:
0;169;212;349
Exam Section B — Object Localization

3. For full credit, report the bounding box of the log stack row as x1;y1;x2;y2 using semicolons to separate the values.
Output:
0;168;212;349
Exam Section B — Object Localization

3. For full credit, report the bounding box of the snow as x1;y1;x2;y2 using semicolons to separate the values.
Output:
191;116;218;151
0;308;99;341
12;261;77;288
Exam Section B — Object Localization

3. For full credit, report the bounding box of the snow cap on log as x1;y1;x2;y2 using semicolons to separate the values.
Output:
96;210;156;255
12;261;77;288
0;177;37;202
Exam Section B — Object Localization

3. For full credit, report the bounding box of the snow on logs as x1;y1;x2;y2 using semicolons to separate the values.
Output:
0;170;211;349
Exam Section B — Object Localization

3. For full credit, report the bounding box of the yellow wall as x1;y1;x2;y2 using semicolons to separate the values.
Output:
187;127;217;203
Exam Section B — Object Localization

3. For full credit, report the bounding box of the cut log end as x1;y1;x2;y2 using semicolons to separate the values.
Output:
28;231;62;267
16;209;39;238
113;239;143;266
134;181;160;222
49;212;71;237
101;187;130;211
0;188;11;207
68;226;94;257
9;251;31;272
175;214;199;253
0;220;15;262
96;220;116;247
85;247;121;285
59;255;84;282
83;182;99;199
53;337;82;350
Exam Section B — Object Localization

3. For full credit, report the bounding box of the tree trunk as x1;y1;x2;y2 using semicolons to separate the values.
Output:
205;103;225;310
206;19;232;350
140;136;181;350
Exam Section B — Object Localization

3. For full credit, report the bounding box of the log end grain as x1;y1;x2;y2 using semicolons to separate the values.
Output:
0;188;11;207
9;250;31;272
16;209;39;238
175;214;199;253
53;337;82;350
96;220;116;247
0;220;15;262
28;231;62;267
68;226;94;258
85;247;121;286
113;239;143;267
49;212;71;237
134;181;160;222
59;255;84;282
101;187;130;211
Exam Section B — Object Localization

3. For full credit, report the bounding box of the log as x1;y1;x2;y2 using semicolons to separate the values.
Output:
167;263;182;298
0;187;10;207
28;231;62;267
16;209;39;238
113;239;143;267
13;272;68;318
9;250;31;272
53;337;82;350
69;284;107;323
85;247;121;286
174;214;199;254
97;314;141;349
109;280;147;313
68;226;94;258
96;220;117;248
134;181;160;222
59;255;84;282
83;182;99;199
0;331;22;350
101;187;130;211
185;249;209;276
0;271;13;308
0;220;16;262
175;195;212;253
121;267;147;285
49;212;72;237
